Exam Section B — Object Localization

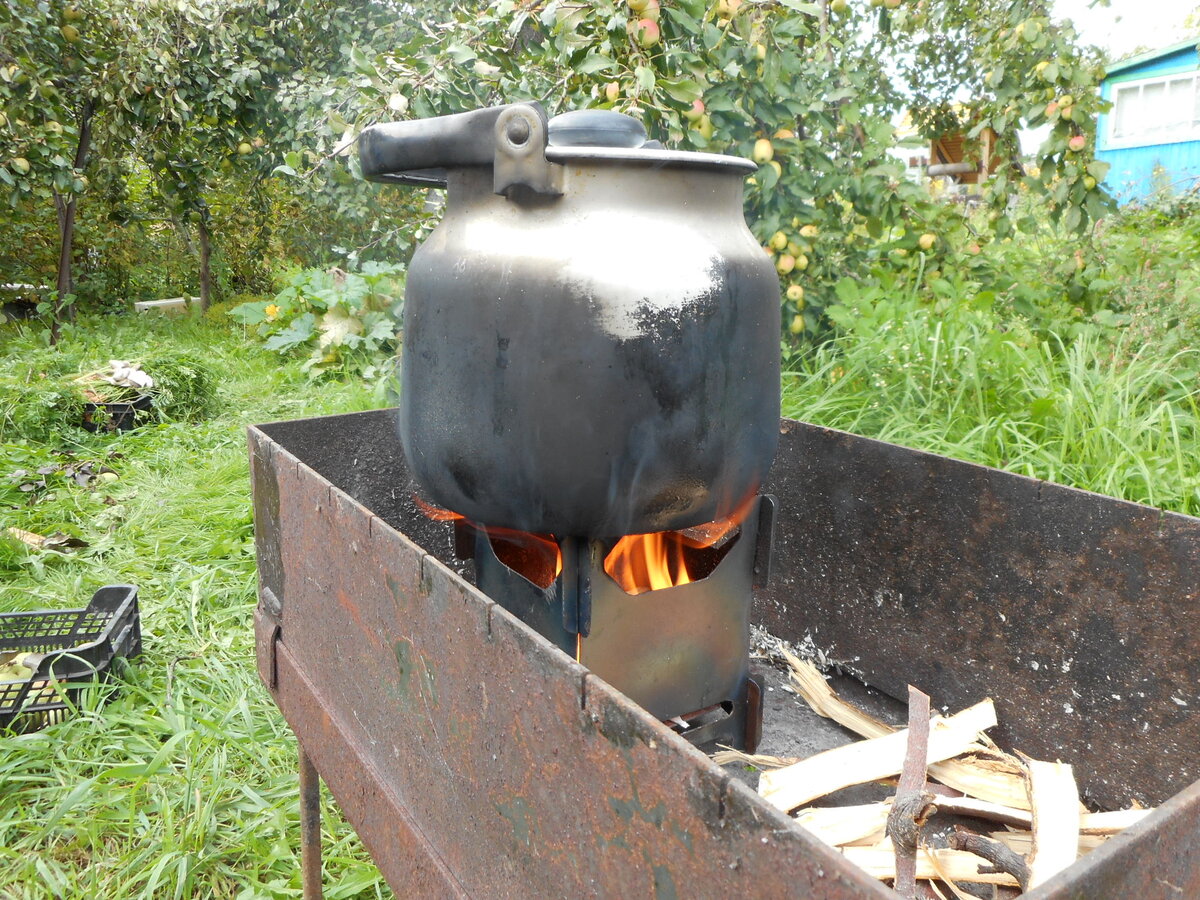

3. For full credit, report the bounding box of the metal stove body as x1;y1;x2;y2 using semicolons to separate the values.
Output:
461;494;775;751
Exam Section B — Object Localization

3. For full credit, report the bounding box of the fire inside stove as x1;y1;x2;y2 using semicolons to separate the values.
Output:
418;494;773;752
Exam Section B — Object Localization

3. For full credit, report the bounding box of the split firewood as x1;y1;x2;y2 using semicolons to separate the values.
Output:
794;802;891;847
925;755;1031;811
758;699;996;814
919;846;976;900
840;841;1021;887
784;795;1143;850
930;795;1032;829
784;652;1030;810
1024;757;1081;889
948;827;1030;892
1078;808;1153;834
888;686;936;899
783;648;893;739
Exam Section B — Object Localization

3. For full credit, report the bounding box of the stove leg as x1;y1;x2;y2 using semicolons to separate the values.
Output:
299;743;323;900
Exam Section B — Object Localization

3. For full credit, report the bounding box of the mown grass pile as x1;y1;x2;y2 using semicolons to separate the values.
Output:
0;315;389;899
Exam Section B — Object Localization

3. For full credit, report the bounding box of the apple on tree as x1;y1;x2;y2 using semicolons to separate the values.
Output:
634;18;660;48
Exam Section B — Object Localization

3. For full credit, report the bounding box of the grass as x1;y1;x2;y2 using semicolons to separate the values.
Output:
0;314;389;899
783;267;1200;517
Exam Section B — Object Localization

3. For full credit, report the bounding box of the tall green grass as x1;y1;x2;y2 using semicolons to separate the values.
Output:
0;315;389;899
783;279;1200;515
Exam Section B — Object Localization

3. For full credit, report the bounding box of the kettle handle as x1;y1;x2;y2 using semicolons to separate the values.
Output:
358;102;561;196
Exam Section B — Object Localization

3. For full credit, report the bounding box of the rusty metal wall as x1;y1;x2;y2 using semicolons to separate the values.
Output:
757;419;1200;811
251;410;1200;897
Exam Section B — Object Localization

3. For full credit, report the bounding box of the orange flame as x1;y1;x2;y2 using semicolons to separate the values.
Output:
413;496;463;521
416;492;756;596
604;494;755;596
414;495;562;588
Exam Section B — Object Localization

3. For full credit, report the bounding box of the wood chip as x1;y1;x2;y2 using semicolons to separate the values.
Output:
1025;758;1081;888
988;830;1108;855
759;699;997;814
794;803;891;847
6;527;46;548
839;841;1021;886
710;747;797;769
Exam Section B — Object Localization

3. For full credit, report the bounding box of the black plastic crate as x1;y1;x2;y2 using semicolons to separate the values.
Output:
81;394;153;433
0;584;141;732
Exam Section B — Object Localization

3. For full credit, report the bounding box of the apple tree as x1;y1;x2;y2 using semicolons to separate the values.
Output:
0;0;148;341
0;0;398;334
133;0;404;310
330;0;1111;338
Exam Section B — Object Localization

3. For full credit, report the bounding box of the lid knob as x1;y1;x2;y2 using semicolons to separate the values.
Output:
547;109;647;149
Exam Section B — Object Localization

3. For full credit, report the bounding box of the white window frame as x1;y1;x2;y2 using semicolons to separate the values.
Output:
1106;70;1200;149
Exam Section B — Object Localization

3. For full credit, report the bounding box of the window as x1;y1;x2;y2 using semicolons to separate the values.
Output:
1109;72;1200;147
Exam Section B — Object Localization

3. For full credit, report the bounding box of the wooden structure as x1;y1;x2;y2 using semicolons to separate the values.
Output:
927;127;1000;185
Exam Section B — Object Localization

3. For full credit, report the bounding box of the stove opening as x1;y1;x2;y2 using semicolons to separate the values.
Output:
415;496;562;589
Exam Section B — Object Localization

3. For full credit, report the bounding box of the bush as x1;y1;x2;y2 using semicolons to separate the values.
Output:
0;375;86;445
229;262;404;377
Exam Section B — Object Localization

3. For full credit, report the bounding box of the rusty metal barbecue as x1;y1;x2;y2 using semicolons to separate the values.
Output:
252;411;1200;899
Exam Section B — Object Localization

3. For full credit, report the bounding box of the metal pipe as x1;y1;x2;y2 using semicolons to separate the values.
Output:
299;742;323;900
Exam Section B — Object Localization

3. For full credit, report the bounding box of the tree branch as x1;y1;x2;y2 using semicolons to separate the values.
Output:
887;686;935;899
949;827;1031;892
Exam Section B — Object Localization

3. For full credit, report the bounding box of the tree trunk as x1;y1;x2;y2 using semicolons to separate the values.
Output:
51;193;77;347
197;213;212;312
50;100;95;347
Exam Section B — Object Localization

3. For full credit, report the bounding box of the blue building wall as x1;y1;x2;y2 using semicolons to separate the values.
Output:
1096;44;1200;204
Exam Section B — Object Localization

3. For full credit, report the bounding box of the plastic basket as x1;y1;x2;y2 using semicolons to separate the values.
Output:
81;394;153;433
0;584;141;732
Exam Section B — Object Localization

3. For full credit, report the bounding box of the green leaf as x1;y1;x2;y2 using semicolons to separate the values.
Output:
658;78;702;104
228;301;269;325
264;313;317;352
446;42;476;64
575;53;614;75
